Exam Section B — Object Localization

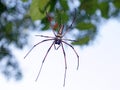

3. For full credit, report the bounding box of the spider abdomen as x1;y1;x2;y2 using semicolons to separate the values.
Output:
55;39;61;45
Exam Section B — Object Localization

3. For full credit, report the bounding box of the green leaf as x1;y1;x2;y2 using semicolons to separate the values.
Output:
29;0;50;21
113;0;120;8
72;36;90;45
98;2;109;18
22;0;28;2
80;0;97;15
55;9;68;24
76;22;95;30
5;23;12;33
59;0;69;10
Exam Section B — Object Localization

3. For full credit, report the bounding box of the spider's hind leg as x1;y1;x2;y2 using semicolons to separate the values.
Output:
62;41;79;70
61;43;67;87
35;41;55;81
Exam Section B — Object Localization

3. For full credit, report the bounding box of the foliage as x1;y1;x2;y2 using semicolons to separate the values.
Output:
0;0;120;80
0;0;32;80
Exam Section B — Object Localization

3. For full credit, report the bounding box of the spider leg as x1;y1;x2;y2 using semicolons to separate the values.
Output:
51;26;57;36
62;41;79;70
54;44;61;50
62;39;77;42
46;12;57;36
62;9;77;37
61;43;67;87
35;35;55;38
35;41;55;81
24;39;54;59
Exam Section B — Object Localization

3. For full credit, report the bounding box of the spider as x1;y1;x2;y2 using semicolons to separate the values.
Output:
24;9;79;86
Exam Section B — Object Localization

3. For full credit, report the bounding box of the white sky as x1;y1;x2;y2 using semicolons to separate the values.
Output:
0;18;120;90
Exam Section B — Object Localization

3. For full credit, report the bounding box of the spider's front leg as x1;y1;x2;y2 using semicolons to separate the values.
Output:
24;39;54;59
35;35;55;39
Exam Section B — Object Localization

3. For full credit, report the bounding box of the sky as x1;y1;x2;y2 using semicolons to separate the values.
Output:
0;18;120;90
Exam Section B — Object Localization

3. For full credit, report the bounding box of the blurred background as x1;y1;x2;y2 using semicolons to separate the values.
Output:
0;0;120;90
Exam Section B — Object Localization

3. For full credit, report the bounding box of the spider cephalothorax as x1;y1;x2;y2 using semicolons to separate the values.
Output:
24;9;79;86
54;25;64;45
